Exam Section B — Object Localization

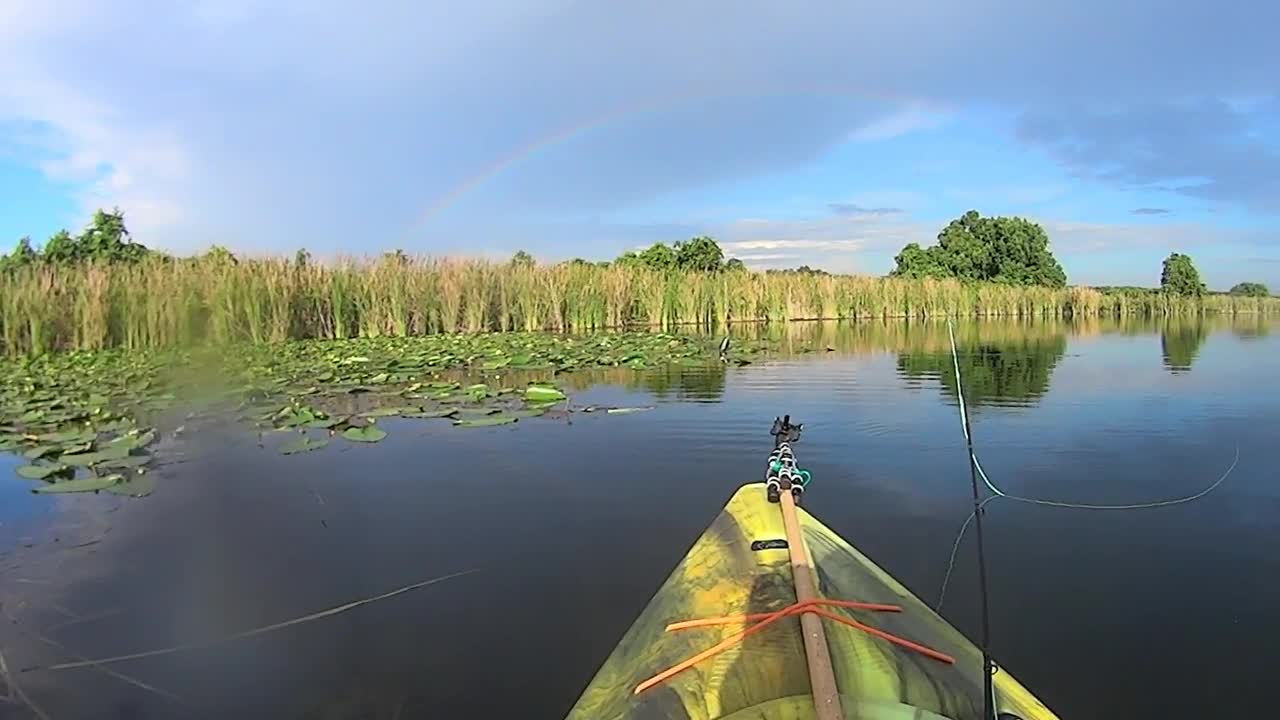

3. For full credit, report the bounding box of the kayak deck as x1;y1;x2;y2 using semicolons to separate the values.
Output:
566;483;1057;720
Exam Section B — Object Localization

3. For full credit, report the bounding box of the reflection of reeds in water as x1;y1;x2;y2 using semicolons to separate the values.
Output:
716;317;1074;356
2;256;1278;355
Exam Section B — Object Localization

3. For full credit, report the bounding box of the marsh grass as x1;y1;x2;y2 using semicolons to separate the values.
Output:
2;256;1276;355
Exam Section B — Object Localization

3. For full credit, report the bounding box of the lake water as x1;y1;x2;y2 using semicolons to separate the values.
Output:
1;316;1277;719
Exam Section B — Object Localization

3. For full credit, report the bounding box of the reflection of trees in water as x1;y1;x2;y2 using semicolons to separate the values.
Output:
1229;316;1270;341
896;333;1068;407
717;317;1072;357
1161;319;1209;373
629;364;726;400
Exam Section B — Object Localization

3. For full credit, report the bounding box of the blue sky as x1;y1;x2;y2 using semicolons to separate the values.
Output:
1;1;1277;289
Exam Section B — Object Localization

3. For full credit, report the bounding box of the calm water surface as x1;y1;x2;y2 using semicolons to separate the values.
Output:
1;316;1276;719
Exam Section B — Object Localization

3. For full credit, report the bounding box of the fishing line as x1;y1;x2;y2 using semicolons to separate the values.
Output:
936;320;1241;610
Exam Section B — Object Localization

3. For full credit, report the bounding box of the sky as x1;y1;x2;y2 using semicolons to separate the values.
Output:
1;1;1277;289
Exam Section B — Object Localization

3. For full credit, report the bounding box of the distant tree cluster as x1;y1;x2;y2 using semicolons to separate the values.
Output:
615;236;741;272
890;210;1067;287
1228;281;1270;297
765;265;831;276
505;237;744;273
1;209;151;269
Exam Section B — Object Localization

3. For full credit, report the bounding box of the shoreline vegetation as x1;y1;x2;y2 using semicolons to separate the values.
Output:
2;255;1278;356
2;209;1276;356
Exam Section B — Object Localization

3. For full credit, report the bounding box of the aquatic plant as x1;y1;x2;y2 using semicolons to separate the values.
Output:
4;256;1277;356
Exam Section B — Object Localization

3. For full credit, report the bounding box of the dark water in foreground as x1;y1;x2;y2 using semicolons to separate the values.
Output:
1;316;1277;720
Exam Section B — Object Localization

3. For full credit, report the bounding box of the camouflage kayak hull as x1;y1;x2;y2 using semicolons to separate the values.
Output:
566;483;1057;720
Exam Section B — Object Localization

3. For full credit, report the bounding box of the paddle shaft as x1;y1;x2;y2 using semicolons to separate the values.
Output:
778;489;843;720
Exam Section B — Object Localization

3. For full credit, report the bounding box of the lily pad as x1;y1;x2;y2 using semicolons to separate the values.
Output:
108;429;157;451
23;445;60;460
97;454;153;469
16;464;69;480
306;414;349;429
278;408;318;428
105;472;157;497
524;385;566;402
38;429;96;444
33;474;123;494
280;435;331;455
62;445;131;467
452;415;518;428
342;426;387;443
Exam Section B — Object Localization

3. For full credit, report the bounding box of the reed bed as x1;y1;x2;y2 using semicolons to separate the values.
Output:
2;255;1276;355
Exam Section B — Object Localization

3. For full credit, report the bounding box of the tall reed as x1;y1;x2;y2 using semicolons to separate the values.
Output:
1;256;1276;355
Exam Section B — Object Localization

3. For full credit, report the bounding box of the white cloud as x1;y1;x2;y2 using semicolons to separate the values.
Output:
849;105;953;142
734;253;801;262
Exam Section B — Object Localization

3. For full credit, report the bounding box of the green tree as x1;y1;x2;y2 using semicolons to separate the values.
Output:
42;229;78;263
0;237;38;269
638;242;677;270
673;235;724;272
724;258;746;272
1160;253;1205;296
203;245;238;265
38;209;149;265
891;243;944;278
890;211;1066;287
294;248;311;268
511;250;535;268
1228;282;1270;297
614;250;643;267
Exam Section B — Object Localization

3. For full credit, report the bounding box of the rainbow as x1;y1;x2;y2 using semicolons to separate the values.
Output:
412;84;949;233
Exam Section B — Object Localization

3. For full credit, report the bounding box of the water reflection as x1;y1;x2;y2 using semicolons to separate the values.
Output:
896;330;1068;407
1161;319;1209;373
628;365;725;400
3;316;1279;720
1230;315;1270;340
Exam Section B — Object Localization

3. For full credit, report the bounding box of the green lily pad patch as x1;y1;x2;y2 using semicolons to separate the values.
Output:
524;385;566;402
342;425;387;443
16;464;70;480
33;474;124;494
280;435;331;455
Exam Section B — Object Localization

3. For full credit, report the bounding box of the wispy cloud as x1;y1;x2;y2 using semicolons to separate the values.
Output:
1131;207;1172;215
734;253;801;263
848;106;952;142
828;203;905;216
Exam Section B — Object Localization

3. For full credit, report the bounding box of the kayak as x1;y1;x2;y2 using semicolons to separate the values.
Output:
564;479;1058;720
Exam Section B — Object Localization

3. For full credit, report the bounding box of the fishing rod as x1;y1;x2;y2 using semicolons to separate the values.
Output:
946;323;998;720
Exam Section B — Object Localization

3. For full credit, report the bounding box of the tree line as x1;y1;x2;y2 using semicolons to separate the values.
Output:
3;208;1271;298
